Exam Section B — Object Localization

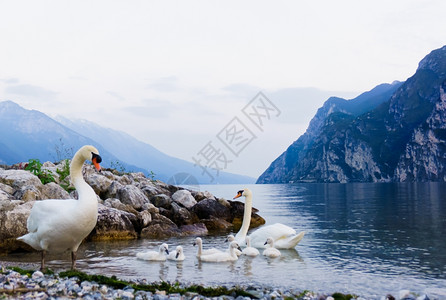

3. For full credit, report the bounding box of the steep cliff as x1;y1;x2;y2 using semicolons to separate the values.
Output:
258;45;446;183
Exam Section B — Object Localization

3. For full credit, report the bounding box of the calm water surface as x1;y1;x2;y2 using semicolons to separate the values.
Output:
4;183;446;298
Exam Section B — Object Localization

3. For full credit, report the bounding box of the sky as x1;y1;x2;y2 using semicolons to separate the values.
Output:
1;0;446;179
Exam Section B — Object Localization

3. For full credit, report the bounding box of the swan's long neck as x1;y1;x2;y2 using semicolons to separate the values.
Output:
196;240;202;256
236;194;252;240
70;151;95;205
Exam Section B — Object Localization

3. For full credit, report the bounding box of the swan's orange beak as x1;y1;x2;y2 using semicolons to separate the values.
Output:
92;154;102;171
233;191;243;199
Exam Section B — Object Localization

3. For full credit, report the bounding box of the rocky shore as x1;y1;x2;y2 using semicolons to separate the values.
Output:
0;266;432;300
0;160;265;254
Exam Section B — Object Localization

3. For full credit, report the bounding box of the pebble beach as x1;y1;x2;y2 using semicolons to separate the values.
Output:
0;261;432;300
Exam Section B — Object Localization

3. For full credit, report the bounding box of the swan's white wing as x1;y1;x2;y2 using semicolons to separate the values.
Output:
27;199;78;232
274;231;306;249
249;223;296;248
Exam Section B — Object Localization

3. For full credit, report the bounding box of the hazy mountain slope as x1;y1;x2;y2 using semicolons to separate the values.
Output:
0;101;254;184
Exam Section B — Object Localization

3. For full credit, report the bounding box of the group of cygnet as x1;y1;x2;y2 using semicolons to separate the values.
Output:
136;243;185;261
136;234;282;263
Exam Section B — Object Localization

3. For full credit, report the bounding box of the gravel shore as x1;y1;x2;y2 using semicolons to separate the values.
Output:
1;262;434;300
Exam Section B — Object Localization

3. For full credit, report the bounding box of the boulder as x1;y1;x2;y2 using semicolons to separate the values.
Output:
140;213;180;239
179;223;208;236
0;169;42;190
192;190;216;201
192;198;231;221
229;200;265;229
0;189;10;201
170;202;199;226
0;200;33;253
150;194;172;209
105;181;124;199
41;182;71;200
172;190;197;209
103;198;138;215
201;216;234;232
140;184;163;199
88;204;138;241
0;182;14;195
138;210;152;228
14;185;42;201
86;173;113;198
116;185;149;210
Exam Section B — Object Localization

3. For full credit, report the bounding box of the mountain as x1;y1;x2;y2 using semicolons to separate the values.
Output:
0;101;145;173
55;116;255;184
0;101;255;184
257;45;446;183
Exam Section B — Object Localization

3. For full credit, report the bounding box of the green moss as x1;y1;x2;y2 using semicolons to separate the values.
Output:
332;292;358;300
58;270;256;298
6;266;54;276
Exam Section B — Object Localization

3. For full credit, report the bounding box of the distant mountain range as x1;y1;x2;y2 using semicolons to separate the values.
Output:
0;101;255;184
258;45;446;183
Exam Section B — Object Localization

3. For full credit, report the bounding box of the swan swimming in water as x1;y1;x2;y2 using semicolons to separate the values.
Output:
167;245;185;261
193;237;222;257
233;188;305;249
136;243;169;261
17;145;102;270
199;241;242;262
225;235;242;256
242;236;260;257
262;237;281;258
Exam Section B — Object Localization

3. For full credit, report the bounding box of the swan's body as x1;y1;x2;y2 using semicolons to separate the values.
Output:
17;145;102;270
242;236;259;257
199;241;242;262
137;243;169;261
225;235;242;256
193;237;222;257
233;188;305;249
262;237;281;258
167;246;185;261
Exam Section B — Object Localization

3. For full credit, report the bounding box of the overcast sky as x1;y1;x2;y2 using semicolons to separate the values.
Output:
1;1;446;179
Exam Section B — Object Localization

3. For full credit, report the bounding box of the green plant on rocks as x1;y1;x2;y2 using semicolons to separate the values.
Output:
56;159;74;192
25;159;55;184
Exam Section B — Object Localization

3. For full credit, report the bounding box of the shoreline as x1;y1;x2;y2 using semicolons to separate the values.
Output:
0;261;429;300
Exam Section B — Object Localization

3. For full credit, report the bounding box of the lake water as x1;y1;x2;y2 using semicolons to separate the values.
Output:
4;183;446;298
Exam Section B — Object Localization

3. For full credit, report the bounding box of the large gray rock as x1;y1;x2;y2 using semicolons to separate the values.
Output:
170;202;198;226
0;169;42;190
192;198;231;221
86;173;113;197
179;223;208;236
41;182;71;200
172;190;197;209
150;194;172;209
88;204;138;240
140;213;180;239
0;200;33;253
116;185;149;210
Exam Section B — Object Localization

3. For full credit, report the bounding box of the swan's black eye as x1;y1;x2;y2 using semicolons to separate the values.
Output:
92;152;102;163
237;190;244;195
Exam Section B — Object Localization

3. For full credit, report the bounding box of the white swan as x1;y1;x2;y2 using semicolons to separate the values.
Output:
242;236;259;257
233;188;305;249
136;243;169;261
199;241;242;262
193;237;222;257
262;237;281;258
225;235;242;256
17;145;102;270
167;245;185;261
